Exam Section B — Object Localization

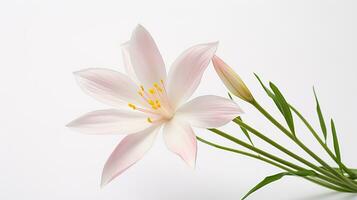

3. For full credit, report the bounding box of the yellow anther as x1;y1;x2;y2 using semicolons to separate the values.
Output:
140;85;145;91
148;99;155;105
153;83;163;92
138;91;144;96
160;79;164;84
128;103;136;110
151;105;158;110
147;117;153;123
149;88;155;94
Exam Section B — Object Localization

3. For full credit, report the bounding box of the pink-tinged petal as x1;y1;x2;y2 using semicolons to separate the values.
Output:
67;109;152;134
166;42;218;109
121;42;138;83
176;95;243;128
163;118;197;168
101;126;160;186
74;68;142;108
129;25;166;87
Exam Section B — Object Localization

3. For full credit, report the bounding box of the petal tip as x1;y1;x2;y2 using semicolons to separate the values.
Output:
73;69;91;78
206;41;219;51
100;177;109;188
72;70;82;77
133;24;148;35
187;160;196;169
66;119;78;128
100;167;113;188
121;40;130;48
65;122;73;128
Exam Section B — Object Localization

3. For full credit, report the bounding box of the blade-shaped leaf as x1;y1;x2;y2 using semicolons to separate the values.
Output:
254;73;275;98
241;172;288;200
235;116;254;146
241;170;315;200
331;119;341;163
254;73;283;115
313;88;327;142
269;82;295;135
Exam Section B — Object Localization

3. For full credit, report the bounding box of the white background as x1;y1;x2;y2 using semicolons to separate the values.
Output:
1;0;357;199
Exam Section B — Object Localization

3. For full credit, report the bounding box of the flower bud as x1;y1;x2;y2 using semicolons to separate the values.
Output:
212;55;254;102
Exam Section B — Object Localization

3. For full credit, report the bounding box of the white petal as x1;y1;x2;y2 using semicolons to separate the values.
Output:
166;42;218;109
163;118;197;168
129;25;166;87
67;109;152;134
74;68;142;108
177;95;243;128
101;126;160;186
121;42;138;83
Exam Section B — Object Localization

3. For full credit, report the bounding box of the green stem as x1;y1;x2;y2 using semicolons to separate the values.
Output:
290;105;357;179
252;100;357;189
232;118;354;190
207;128;353;190
197;136;353;192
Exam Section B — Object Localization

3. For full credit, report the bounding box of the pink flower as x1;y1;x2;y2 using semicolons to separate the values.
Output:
67;25;243;186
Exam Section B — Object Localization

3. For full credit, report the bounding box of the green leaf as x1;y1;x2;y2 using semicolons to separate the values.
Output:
350;169;357;174
269;82;295;135
254;74;295;135
254;73;275;98
241;170;315;200
331;119;341;163
241;172;288;200
236;116;254;146
313;88;327;142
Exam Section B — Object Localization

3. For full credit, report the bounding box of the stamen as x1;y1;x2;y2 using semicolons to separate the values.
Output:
149;88;155;94
148;99;155;105
133;80;173;120
156;100;161;108
128;103;136;110
146;116;163;124
147;117;153;123
154;83;163;93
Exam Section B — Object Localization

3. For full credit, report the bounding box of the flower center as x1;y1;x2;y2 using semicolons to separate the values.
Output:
127;80;173;123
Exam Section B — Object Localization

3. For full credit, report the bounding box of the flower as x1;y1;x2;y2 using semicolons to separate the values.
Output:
212;55;254;102
67;25;243;187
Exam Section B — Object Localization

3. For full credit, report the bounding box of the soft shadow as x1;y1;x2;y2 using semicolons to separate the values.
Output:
294;191;357;200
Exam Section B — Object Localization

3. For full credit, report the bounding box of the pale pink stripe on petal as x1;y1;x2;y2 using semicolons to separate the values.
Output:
67;109;152;135
176;95;243;128
101;126;160;186
163;118;197;168
129;25;166;87
166;42;218;109
74;68;142;108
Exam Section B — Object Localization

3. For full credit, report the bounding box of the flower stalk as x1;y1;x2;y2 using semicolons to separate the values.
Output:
198;56;357;198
